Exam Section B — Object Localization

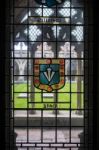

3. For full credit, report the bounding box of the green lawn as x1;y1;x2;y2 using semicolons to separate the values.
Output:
12;83;84;109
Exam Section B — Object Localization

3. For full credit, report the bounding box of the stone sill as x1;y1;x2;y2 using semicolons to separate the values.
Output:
14;111;83;127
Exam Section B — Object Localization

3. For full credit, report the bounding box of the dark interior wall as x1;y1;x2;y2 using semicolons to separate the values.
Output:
0;0;14;149
92;0;99;149
97;38;99;149
0;0;6;149
95;0;99;149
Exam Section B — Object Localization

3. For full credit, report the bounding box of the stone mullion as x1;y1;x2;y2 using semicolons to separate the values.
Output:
76;52;82;115
30;51;36;114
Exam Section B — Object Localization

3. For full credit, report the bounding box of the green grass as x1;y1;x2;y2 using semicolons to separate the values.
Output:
13;83;84;109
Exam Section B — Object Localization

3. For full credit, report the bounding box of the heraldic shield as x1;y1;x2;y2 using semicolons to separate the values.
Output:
34;59;65;92
35;0;65;7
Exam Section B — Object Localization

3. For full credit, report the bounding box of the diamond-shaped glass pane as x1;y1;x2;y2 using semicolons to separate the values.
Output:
72;25;83;41
57;1;71;7
24;26;42;41
59;8;70;17
35;7;54;17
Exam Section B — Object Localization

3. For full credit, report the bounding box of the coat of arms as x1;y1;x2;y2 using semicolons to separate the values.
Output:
34;59;65;92
35;0;64;7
